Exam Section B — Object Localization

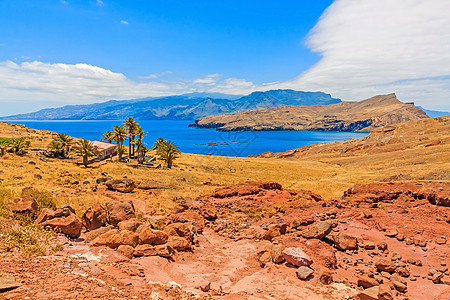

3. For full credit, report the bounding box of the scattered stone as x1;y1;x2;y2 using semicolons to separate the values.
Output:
296;266;314;280
385;229;398;238
300;221;332;239
334;232;358;251
357;286;379;300
282;247;313;267
106;200;135;226
270;244;285;263
259;251;272;267
391;252;402;261
117;245;134;259
396;267;410;278
378;284;393;300
432;272;443;284
81;203;107;231
41;213;83;239
84;226;112;243
377;242;388;251
133;244;157;257
314;265;333;284
363;210;373;218
138;226;169;245
105;179;136;193
375;259;397;273
118;218;142;232
358;274;379;288
167;236;191;251
11;196;38;217
263;227;281;241
435;236;447;245
392;280;407;292
0;276;21;292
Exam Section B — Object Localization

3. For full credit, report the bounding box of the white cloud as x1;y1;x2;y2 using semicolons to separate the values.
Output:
270;0;450;110
193;74;221;85
96;0;104;7
0;61;254;110
120;20;128;25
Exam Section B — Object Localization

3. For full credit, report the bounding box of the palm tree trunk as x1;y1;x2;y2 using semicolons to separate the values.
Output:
83;155;88;167
128;135;132;158
167;159;172;168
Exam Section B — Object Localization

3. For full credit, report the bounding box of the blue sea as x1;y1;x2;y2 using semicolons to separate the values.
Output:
6;120;368;157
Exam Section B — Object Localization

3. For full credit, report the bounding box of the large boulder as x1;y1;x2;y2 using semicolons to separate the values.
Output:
105;179;136;193
41;214;83;239
333;232;358;250
117;245;134;259
282;247;313;267
164;222;197;242
138;225;169;245
81;203;107;231
301;221;332;239
85;226;112;243
271;244;285;263
358;274;379;288
133;244;157;257
167;236;191;251
35;208;56;224
118;218;142;232
106;201;135;226
169;211;205;231
12;197;38;217
89;229;138;248
375;259;397;273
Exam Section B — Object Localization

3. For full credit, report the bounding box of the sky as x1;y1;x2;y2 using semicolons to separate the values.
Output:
0;0;449;116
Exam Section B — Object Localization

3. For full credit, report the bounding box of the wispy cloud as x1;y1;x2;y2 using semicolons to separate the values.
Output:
96;0;104;7
270;0;450;110
120;20;128;25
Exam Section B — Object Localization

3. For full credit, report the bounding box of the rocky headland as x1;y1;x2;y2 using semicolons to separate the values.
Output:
190;93;429;132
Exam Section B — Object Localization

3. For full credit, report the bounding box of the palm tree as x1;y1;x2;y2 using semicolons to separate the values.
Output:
113;125;127;161
73;139;100;167
7;138;30;155
135;125;147;141
135;139;149;164
123;117;138;158
156;139;180;169
48;139;63;157
153;137;165;151
101;131;114;143
55;133;73;158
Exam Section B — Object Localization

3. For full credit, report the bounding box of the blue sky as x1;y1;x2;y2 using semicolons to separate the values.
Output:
0;0;331;83
0;0;449;116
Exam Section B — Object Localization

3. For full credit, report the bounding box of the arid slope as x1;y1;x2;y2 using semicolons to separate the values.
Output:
190;93;429;132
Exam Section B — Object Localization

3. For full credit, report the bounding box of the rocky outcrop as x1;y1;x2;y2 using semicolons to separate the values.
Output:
11;197;38;217
81;203;107;231
106;201;135;226
37;206;83;239
191;94;428;132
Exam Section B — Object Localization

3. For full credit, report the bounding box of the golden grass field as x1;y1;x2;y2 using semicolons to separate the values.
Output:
1;116;449;221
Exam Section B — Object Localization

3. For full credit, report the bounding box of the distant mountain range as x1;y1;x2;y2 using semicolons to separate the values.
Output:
1;90;341;120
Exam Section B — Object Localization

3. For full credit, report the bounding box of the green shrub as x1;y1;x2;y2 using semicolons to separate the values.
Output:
4;223;52;256
22;189;57;209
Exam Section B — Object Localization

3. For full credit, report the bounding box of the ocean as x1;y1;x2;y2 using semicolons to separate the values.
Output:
5;120;369;157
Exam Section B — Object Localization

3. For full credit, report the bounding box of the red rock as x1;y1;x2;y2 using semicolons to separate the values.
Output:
296;266;314;280
133;244;157;257
12;196;38;217
263;227;281;241
81;203;107;231
35;208;56;224
167;236;191;251
42;213;83;239
375;259;397;273
270;244;284;263
118;218;142;232
89;229;138;248
314;265;333;284
396;266;410;277
105;179;136;193
138;225;168;245
334;232;358;251
155;244;173;258
169;211;205;231
378;284;393;300
301;221;332;239
84;226;112;243
282;247;313;267
259;251;272;267
358;274;379;288
117;245;134;259
356;286;379;300
106;200;135;226
164;222;197;242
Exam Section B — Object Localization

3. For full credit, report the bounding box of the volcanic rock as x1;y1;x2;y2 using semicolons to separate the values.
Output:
133;244;157;257
41;213;83;239
85;226;112;243
12;196;38;217
81;203;107;231
106;200;135;226
118;218;142;232
167;236;191;251
358;274;379;288
105;179;136;193
138;226;168;245
117;245;134;259
333;232;358;250
375;259;397;273
282;247;313;267
300;221;332;239
296;266;314;280
164;222;197;243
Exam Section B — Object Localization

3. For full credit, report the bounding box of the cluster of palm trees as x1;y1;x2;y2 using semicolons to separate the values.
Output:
101;117;180;168
48;133;73;158
1;137;31;155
